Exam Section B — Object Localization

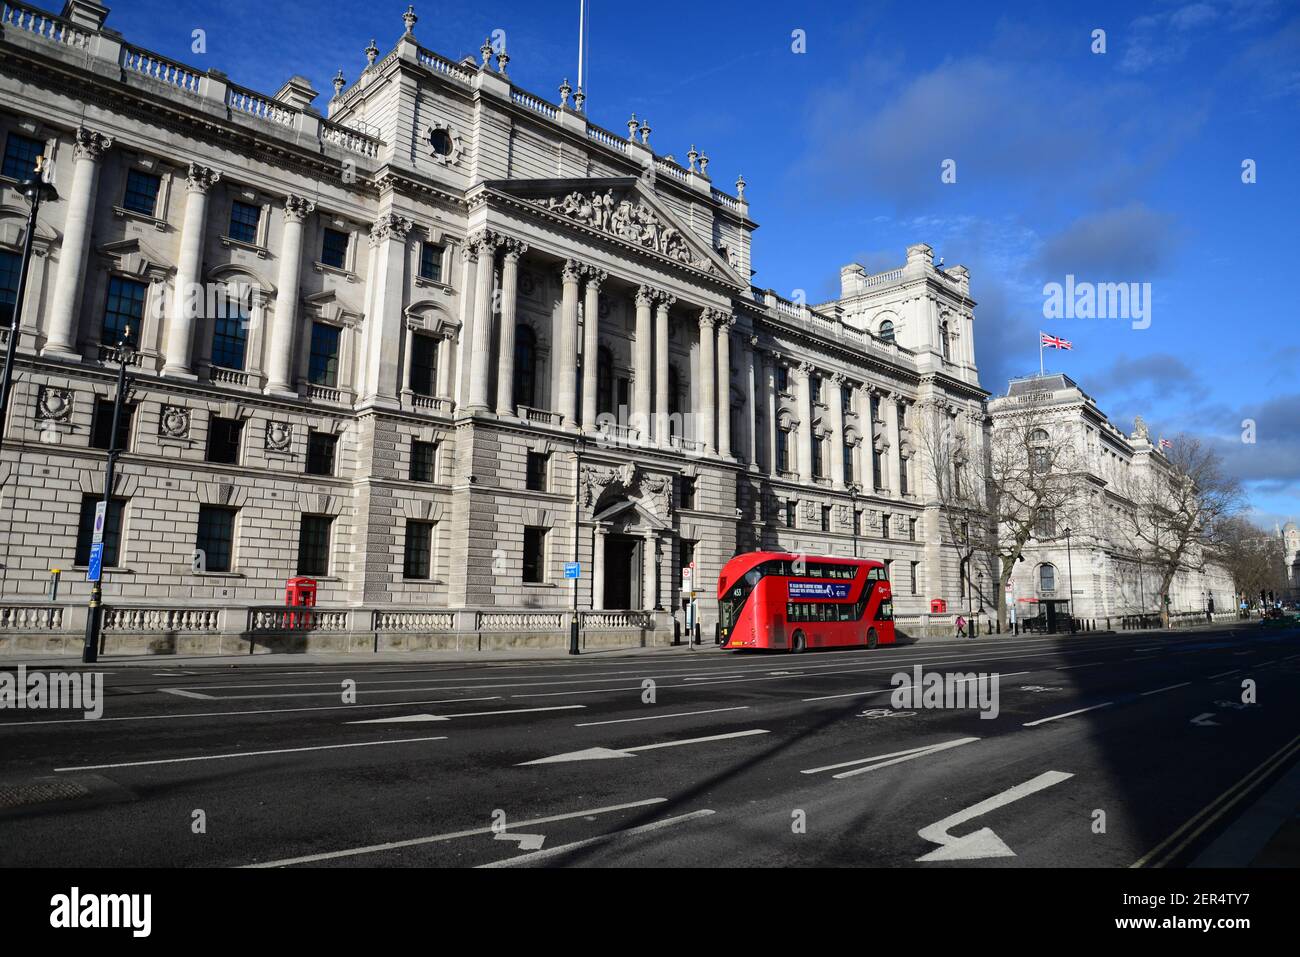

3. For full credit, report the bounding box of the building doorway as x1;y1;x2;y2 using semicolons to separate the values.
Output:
603;534;642;610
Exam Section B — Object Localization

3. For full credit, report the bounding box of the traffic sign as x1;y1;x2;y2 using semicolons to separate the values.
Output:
682;567;694;590
86;542;104;582
563;562;581;579
92;501;107;544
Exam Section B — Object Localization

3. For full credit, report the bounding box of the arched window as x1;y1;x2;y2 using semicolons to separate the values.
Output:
597;345;614;416
1038;563;1057;593
513;324;537;410
210;290;249;371
939;319;951;360
878;319;895;343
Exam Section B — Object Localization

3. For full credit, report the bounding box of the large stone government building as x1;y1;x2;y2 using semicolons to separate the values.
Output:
0;1;986;652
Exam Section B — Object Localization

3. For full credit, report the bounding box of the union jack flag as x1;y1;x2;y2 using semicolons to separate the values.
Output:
1040;333;1073;350
1159;437;1173;450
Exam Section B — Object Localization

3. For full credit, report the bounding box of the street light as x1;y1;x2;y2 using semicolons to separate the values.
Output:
0;168;59;440
849;483;859;559
569;437;583;655
81;324;136;663
1063;526;1075;633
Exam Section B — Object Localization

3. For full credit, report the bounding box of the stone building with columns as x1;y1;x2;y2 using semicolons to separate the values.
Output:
0;2;986;653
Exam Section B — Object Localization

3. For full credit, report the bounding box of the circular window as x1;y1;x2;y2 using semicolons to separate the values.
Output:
429;128;453;156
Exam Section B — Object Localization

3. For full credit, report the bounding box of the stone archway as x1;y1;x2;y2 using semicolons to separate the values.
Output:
590;496;671;611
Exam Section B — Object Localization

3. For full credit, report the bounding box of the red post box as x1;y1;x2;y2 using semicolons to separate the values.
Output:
930;598;947;614
285;577;317;628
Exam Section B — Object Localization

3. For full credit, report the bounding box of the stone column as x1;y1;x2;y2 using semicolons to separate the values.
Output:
793;361;814;483
466;230;498;412
632;285;654;440
163;163;221;377
697;310;717;454
642;529;657;611
766;353;779;474
885;392;903;495
716;314;734;458
745;335;759;468
454;243;479;410
581;268;606;430
362;211;416;403
654;292;673;447
830;373;847;489
495;239;526;415
436;332;452;399
44;127;113;358
557;259;581;427
592;526;607;611
266;195;315;395
858;385;874;489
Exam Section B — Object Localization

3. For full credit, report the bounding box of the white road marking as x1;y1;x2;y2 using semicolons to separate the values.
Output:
245;797;669;867
477;810;716;868
1190;713;1220;727
0;696;503;728
518;728;770;765
802;671;1030;703
684;675;744;681
1054;662;1108;670
1140;682;1192;697
161;688;213;700
55;736;448;772
1023;702;1114;726
1207;669;1240;679
494;832;546;851
575;706;749;727
916;770;1074;861
802;737;979;778
346;705;584;724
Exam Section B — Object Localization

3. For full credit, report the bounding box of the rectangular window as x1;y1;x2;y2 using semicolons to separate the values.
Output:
206;416;243;465
785;501;797;529
75;495;125;567
776;366;789;393
909;517;917;541
776;430;790;472
297;515;333;576
881;513;891;539
321;228;349;269
522;526;547;583
123;169;162;216
102;276;147;346
306;431;338;476
228;200;261;245
2;132;44;181
820;505;832;532
403;520;434;579
91;397;134;451
872;448;884;490
410;334;437;396
410;440;438;483
196;505;236;573
900;458;910;496
211;306;248;370
841;388;853;417
678;475;697;511
0;249;20;331
308;322;341;387
1036;508;1057;539
853;509;863;536
910;561;919;595
843;451;854;486
419;242;444;282
810;374;822;404
526;451;548;492
679;539;696;581
812;436;824;478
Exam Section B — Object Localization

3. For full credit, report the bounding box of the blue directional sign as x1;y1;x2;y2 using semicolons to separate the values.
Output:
563;562;581;579
87;542;104;583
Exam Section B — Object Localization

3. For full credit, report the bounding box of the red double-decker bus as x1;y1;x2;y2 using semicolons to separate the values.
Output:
717;551;896;652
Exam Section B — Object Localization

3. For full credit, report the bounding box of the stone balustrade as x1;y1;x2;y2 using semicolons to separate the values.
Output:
0;604;65;630
104;607;221;632
120;43;203;93
587;124;628;153
1;0;91;48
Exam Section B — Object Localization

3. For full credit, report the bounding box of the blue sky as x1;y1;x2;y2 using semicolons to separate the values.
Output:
103;0;1299;527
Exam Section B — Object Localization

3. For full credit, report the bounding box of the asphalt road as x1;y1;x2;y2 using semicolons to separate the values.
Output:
1;625;1298;868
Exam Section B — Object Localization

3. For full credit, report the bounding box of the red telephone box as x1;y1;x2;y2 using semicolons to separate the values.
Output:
930;598;947;614
285;577;317;628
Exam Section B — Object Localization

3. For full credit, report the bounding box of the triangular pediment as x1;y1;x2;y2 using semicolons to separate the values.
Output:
97;237;174;279
592;496;670;531
484;177;742;285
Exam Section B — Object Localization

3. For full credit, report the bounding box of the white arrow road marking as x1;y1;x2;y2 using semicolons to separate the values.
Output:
916;770;1074;862
478;810;716;868
801;737;979;778
494;832;546;851
518;729;770;765
346;705;583;724
1190;713;1220;726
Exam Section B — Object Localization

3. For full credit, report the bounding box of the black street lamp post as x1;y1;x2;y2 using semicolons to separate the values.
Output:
0;171;58;439
81;326;136;663
1063;526;1075;633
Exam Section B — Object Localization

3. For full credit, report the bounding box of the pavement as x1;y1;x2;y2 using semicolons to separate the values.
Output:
0;622;1297;868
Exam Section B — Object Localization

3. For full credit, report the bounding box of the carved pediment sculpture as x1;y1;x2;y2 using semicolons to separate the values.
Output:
536;188;713;272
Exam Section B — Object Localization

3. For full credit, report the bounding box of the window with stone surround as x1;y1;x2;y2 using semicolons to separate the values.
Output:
522;526;547;583
853;509;863;535
526;451;549;492
211;303;249;371
900;456;910;496
196;505;237;573
812;436;824;478
785;500;797;529
820;505;832;532
410;440;438;483
910;561;919;595
306;431;338;477
1;132;43;181
122;169;162;217
308;322;341;387
872;446;884;490
91;398;134;452
228;201;261;245
206;417;243;465
776;365;789;394
409;334;437;397
909;517;917;541
882;513;891;539
102;276;147;347
297;515;333;576
419;242;444;283
320;228;349;270
513;325;537;409
75;495;125;567
403;520;435;580
843;449;854;486
0;249;19;330
678;475;696;511
776;428;790;472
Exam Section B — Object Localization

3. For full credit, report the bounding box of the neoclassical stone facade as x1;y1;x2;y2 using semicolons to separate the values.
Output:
0;2;986;651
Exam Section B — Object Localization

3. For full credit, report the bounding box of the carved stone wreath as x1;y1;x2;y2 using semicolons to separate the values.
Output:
265;420;293;452
533;189;714;272
158;405;190;439
36;386;73;422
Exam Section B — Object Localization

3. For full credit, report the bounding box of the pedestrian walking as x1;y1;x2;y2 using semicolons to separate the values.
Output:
955;614;967;639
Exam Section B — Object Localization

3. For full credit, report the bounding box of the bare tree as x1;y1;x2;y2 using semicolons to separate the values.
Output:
1117;434;1243;627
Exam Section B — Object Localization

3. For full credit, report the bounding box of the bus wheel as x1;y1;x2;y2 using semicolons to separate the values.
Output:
791;630;806;654
866;628;879;650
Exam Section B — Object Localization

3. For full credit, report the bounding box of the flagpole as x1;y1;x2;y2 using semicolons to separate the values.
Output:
1039;331;1044;377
